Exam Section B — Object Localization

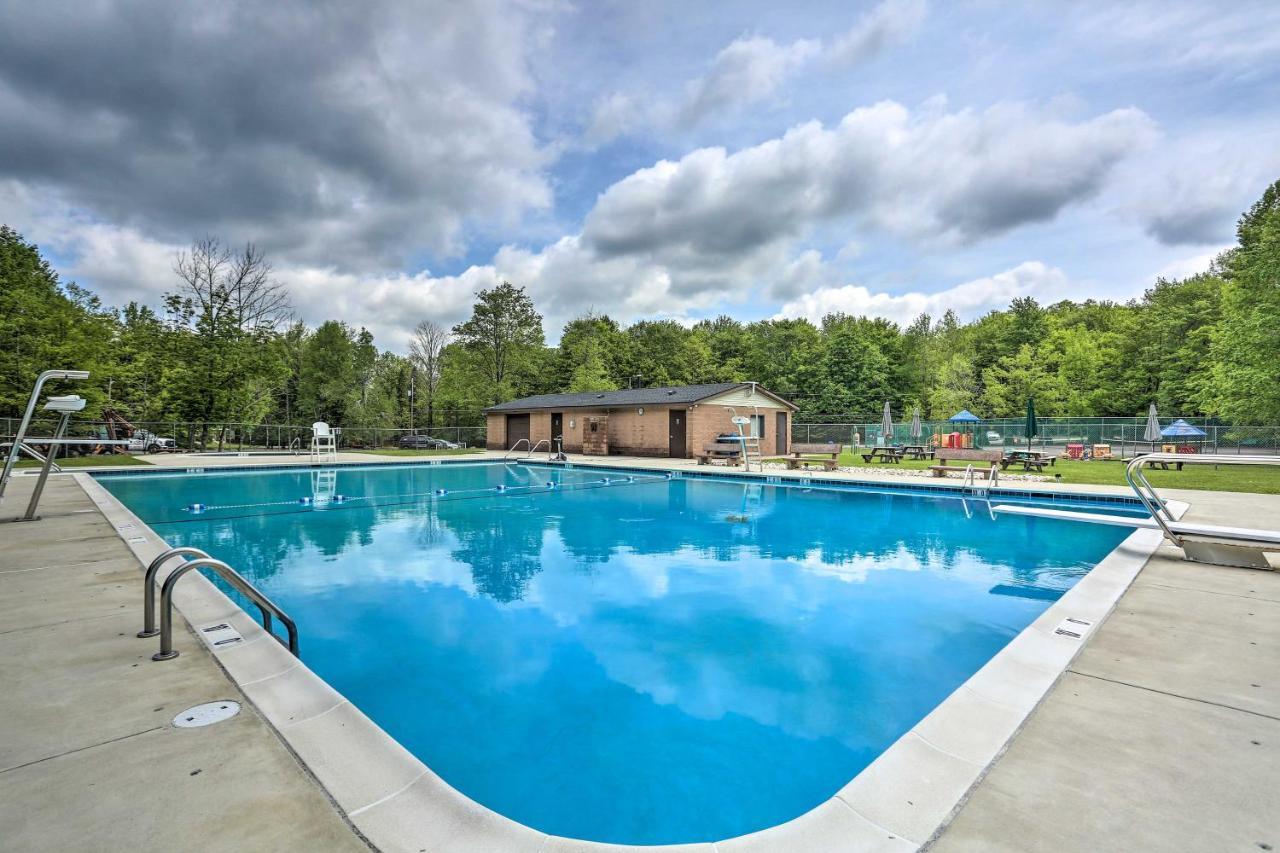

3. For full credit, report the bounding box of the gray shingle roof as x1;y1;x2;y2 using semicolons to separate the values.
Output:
485;383;793;412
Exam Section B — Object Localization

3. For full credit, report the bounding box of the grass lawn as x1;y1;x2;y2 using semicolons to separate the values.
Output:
13;454;152;469
352;447;485;457
817;450;1280;495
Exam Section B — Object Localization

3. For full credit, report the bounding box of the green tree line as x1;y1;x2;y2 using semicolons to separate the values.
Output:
3;180;1279;430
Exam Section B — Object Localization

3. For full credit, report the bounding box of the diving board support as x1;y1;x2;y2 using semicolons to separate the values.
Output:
994;453;1280;570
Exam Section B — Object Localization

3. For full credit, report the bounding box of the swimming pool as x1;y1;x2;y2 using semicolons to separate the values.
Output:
98;461;1140;845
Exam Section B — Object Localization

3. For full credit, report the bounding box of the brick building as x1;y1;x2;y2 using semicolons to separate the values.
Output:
485;383;798;458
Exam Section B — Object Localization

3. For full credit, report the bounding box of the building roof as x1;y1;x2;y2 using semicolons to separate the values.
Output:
485;382;797;412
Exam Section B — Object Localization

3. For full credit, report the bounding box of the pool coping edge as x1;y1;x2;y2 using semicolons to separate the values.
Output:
73;469;1186;853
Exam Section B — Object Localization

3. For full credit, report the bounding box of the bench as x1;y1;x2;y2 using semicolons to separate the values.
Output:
696;442;743;466
861;447;904;464
785;443;841;471
930;448;1003;478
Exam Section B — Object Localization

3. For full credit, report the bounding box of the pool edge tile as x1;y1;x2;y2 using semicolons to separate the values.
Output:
836;732;981;846
283;700;429;815
349;770;548;853
716;798;915;853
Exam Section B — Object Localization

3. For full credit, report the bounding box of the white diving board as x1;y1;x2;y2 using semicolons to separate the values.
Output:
993;503;1280;570
991;504;1158;529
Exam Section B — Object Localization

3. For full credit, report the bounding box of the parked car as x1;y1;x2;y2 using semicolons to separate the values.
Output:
985;430;1003;446
398;434;459;450
128;430;177;453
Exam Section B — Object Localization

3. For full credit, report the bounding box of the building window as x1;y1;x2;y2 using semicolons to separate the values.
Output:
751;415;765;438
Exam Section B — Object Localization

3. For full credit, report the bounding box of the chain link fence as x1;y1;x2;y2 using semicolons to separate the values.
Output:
793;417;1280;457
1;417;488;454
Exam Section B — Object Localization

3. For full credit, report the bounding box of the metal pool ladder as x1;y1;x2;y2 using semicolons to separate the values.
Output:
140;547;300;661
503;438;551;461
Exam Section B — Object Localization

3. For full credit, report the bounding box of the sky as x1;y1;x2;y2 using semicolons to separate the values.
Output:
1;0;1278;349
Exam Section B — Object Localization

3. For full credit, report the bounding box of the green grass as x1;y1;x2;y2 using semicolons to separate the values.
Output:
351;447;485;457
14;454;152;469
803;450;1280;495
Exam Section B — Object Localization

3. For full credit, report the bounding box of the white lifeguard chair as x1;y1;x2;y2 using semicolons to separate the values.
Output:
310;422;337;463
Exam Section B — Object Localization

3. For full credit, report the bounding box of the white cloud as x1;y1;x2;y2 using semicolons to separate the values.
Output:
583;101;1155;264
828;0;928;65
1152;247;1230;282
677;35;821;126
775;261;1069;326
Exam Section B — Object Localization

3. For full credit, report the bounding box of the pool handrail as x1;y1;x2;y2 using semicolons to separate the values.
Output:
139;546;213;637
151;556;299;661
1125;452;1280;567
503;438;551;461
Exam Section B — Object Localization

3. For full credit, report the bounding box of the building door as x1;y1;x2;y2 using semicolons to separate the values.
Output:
505;414;530;450
668;410;687;458
550;412;563;452
776;412;788;455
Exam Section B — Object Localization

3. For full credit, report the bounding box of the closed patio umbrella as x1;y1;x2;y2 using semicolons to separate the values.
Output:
881;401;893;445
910;407;923;442
1024;397;1038;446
1143;403;1161;448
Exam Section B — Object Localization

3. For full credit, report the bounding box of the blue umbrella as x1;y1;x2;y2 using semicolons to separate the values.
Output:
949;410;980;422
1160;419;1207;437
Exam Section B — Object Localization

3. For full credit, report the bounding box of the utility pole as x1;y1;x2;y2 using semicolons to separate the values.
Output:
408;367;415;433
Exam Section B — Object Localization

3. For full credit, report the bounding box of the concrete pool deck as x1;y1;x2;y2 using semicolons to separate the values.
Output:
1;456;1276;851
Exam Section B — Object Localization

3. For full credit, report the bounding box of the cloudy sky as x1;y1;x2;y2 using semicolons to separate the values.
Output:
2;0;1277;348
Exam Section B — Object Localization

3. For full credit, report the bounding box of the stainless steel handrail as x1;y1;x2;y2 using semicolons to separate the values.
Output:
1125;452;1280;546
139;547;213;637
152;557;299;661
503;438;550;461
503;438;531;460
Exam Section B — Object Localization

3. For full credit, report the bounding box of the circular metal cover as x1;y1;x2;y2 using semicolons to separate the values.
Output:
173;701;241;728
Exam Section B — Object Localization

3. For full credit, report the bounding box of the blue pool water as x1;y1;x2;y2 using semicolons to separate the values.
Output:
100;462;1136;844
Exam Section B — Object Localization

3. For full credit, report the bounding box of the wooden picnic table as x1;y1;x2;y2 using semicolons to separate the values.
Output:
861;447;904;464
1001;450;1058;472
1138;455;1185;471
901;444;935;460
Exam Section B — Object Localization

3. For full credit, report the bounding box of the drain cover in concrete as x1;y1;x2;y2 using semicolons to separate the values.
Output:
173;701;241;728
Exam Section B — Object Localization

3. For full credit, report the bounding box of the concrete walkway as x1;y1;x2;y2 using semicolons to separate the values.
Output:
0;475;368;853
929;490;1280;853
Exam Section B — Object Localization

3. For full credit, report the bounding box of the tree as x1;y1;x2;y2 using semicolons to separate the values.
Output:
567;338;616;392
408;320;450;428
297;321;357;423
981;344;1064;417
1203;179;1280;422
0;226;114;417
164;238;290;444
451;282;544;404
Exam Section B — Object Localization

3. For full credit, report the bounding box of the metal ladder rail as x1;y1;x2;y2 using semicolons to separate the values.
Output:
1125;452;1280;545
0;442;63;472
1124;455;1179;544
503;438;550;461
139;547;217;637
151;556;300;661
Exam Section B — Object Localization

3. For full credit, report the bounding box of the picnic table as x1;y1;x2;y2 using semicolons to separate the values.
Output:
902;444;935;460
861;446;904;464
1136;454;1185;471
1001;449;1058;472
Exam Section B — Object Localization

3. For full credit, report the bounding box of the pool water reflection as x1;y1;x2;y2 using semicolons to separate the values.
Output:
100;463;1131;845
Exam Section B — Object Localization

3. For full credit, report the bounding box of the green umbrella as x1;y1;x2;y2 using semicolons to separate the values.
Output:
1024;397;1038;445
